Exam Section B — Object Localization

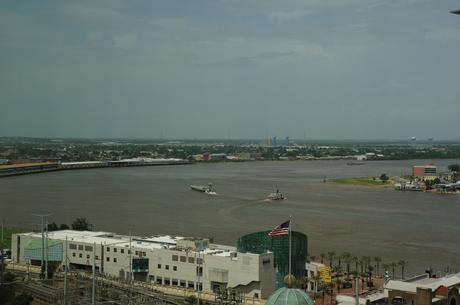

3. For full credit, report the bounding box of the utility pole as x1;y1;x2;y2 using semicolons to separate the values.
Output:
92;242;96;305
64;236;68;305
45;218;48;280
1;219;4;286
33;213;52;279
129;232;133;305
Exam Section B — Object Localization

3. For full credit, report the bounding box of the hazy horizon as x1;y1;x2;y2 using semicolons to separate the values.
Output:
1;0;460;139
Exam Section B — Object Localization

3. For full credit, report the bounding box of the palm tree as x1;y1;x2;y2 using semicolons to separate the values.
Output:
358;258;365;274
327;251;336;269
398;260;408;279
340;252;351;270
374;257;382;276
352;256;359;272
344;255;353;279
390;262;397;280
320;253;326;264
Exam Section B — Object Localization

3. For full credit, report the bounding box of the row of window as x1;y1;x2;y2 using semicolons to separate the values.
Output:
70;244;148;257
150;275;202;290
69;244;93;252
157;264;177;271
171;255;203;264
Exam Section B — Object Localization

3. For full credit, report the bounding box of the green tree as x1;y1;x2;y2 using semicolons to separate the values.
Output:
47;222;59;231
380;173;389;183
71;218;92;231
327;251;336;269
59;224;69;230
448;164;460;172
320;253;326;264
398;260;408;280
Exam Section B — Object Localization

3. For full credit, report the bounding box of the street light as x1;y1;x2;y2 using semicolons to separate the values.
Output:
451;9;460;15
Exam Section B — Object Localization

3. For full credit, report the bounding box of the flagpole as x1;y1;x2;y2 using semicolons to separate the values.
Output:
289;215;292;275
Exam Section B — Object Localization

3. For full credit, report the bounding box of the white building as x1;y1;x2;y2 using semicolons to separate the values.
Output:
305;261;326;292
12;230;276;298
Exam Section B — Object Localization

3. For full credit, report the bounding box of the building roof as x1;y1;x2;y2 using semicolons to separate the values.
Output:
386;273;460;293
18;230;242;258
265;288;314;305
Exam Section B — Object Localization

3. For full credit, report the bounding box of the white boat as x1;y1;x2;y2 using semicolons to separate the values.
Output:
190;183;217;195
267;189;286;200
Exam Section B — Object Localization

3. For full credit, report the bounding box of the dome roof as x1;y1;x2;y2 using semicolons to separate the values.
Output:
265;288;315;305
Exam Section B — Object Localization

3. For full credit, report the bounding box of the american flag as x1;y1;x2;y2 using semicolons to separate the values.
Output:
268;220;290;237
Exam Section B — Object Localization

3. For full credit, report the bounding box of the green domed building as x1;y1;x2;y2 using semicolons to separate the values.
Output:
265;275;315;305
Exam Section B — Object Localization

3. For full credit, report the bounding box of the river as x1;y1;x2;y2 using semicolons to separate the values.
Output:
1;159;459;276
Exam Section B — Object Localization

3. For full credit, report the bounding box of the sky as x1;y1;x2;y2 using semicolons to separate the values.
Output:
1;0;460;140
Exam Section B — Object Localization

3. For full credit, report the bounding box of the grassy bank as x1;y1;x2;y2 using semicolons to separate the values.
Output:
1;227;22;249
332;177;391;186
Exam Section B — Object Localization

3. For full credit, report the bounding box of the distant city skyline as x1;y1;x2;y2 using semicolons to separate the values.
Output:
1;0;460;140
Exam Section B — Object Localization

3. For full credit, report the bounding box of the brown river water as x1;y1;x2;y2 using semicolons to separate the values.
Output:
1;159;459;276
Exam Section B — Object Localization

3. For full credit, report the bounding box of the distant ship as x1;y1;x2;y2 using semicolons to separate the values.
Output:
267;189;286;200
190;183;217;195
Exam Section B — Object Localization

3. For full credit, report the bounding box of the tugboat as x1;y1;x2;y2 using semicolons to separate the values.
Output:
190;183;217;195
267;189;286;200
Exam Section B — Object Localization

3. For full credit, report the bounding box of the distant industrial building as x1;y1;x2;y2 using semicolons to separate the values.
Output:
12;230;276;298
413;165;438;180
236;231;307;288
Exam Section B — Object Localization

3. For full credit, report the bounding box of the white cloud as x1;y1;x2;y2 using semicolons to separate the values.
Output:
267;9;314;23
112;33;137;50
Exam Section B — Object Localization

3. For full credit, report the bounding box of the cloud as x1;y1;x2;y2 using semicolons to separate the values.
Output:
425;26;460;40
267;9;314;23
112;33;137;50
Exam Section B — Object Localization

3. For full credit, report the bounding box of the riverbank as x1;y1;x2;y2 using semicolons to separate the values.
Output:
332;177;393;187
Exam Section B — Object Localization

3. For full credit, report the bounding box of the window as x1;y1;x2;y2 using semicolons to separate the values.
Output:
135;251;139;255
165;265;169;270
180;280;186;287
156;277;162;285
86;254;90;259
173;266;177;271
72;253;76;257
113;258;117;263
188;282;195;289
78;245;83;250
180;256;186;262
172;255;178;261
85;245;93;252
79;253;82;258
172;279;178;286
121;249;124;254
254;293;259;299
69;244;77;250
95;256;99;260
128;250;131;255
106;257;110;262
164;278;170;285
196;266;203;276
142;251;146;256
158;264;161;269
188;257;195;263
106;247;110;252
197;258;203;264
114;248;117;253
262;259;270;265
